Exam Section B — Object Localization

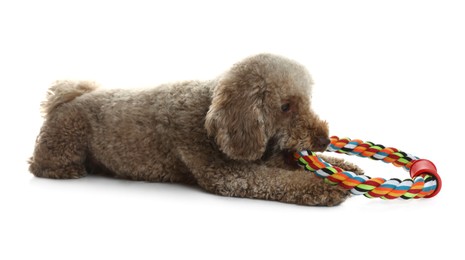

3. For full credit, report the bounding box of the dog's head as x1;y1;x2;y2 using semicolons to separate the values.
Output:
205;53;329;161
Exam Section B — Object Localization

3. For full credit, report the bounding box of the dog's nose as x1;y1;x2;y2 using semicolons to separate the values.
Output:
314;137;330;152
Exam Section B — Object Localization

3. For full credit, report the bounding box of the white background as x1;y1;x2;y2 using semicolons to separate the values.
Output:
1;0;464;259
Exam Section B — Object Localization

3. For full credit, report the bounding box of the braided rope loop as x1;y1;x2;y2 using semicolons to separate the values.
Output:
295;136;441;199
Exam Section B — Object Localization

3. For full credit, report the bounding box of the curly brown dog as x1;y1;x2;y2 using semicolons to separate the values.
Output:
29;53;363;206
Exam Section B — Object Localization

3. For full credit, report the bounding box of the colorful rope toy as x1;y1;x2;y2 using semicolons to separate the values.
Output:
294;136;442;199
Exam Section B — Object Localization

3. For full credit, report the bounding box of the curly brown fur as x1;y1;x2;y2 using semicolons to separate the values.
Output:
29;54;363;206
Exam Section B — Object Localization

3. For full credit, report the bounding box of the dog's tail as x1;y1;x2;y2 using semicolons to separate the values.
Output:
41;80;98;115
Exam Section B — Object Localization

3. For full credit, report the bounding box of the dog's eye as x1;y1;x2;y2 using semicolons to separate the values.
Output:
281;103;291;112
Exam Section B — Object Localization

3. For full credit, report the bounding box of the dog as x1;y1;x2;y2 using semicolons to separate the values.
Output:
29;53;362;206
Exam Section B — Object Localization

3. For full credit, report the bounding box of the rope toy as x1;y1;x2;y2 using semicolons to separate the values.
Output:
294;136;442;199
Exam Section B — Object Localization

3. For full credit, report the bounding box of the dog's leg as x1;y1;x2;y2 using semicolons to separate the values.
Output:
264;151;364;175
318;154;364;175
197;164;349;206
29;104;88;179
180;152;349;206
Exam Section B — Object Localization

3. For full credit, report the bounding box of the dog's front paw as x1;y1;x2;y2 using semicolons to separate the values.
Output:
319;154;364;175
279;175;351;206
299;183;350;206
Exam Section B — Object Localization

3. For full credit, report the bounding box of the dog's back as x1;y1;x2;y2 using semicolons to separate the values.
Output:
30;80;214;183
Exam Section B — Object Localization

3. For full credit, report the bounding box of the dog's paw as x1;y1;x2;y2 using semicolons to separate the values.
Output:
318;154;364;175
29;163;87;179
299;183;350;206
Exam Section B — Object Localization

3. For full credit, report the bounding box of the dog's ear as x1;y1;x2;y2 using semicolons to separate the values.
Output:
205;71;268;161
